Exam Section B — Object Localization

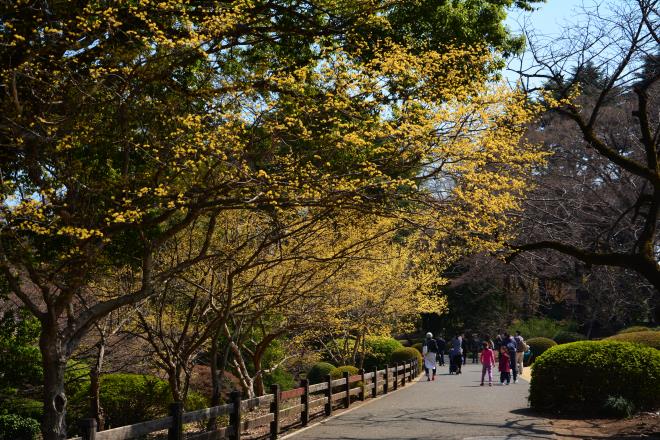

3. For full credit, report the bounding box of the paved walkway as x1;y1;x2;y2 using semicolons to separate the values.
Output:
287;361;554;440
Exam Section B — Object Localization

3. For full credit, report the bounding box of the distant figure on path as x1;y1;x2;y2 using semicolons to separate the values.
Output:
422;332;439;381
435;335;446;366
514;330;526;375
470;335;480;363
498;345;511;385
503;332;518;384
480;341;495;386
494;330;504;359
449;333;463;374
461;334;468;365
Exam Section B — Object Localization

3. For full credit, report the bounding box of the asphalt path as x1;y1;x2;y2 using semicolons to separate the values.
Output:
286;360;555;440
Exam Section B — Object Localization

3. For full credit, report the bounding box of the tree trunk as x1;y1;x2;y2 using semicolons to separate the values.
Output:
89;342;105;430
208;336;231;431
40;327;69;440
168;366;185;403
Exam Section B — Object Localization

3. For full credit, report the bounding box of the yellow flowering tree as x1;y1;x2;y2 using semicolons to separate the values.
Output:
1;1;543;437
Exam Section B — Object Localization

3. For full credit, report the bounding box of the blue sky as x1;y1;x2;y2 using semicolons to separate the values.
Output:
503;0;593;85
505;0;584;37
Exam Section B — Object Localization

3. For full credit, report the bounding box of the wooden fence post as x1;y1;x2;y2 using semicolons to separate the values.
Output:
79;418;96;440
384;364;389;394
402;362;407;386
325;374;332;416
394;363;399;390
301;378;310;426
343;371;350;409
359;369;365;401
230;391;242;440
168;401;184;440
270;384;280;440
372;368;378;398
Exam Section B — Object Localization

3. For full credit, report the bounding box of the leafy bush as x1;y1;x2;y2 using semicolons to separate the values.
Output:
527;337;557;361
529;341;660;415
389;347;423;369
617;326;652;334
397;339;411;347
264;367;296;391
0;414;40;440
411;342;423;353
306;362;336;384
602;395;635;418
360;336;403;371
606;331;660;350
553;331;586;345
330;365;359;379
68;373;208;430
0;310;42;390
509;318;575;339
0;397;42;420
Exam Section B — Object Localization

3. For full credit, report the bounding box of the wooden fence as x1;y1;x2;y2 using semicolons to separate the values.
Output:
70;359;419;440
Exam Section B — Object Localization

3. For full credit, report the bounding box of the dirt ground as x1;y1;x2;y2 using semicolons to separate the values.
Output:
550;411;660;439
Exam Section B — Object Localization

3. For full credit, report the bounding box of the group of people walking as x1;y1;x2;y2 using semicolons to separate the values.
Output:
421;330;528;386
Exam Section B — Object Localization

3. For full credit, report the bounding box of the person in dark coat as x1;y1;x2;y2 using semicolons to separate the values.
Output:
435;335;446;366
503;332;518;384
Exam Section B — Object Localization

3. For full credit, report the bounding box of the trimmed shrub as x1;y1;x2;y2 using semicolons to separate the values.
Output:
330;365;359;379
527;337;557;361
509;318;576;339
553;331;586;345
306;362;336;384
617;326;651;334
606;331;660;350
360;336;403;371
411;342;423;354
0;414;40;440
529;341;660;415
397;339;411;347
389;347;423;369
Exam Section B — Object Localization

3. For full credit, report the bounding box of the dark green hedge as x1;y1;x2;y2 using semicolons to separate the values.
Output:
389;347;423;369
0;414;40;440
527;337;557;360
529;341;660;414
553;331;586;345
330;366;359;379
617;326;652;334
306;362;336;384
607;331;660;350
360;337;403;371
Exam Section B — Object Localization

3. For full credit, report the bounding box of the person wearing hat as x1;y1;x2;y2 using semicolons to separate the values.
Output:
422;332;439;381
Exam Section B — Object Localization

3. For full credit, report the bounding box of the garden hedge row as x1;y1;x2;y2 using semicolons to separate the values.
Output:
606;331;660;350
529;341;660;414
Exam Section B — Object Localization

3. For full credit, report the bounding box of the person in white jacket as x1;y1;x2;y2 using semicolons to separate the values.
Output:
422;332;439;381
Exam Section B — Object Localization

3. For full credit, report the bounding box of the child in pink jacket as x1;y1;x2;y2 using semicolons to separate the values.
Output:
498;345;512;385
480;341;495;386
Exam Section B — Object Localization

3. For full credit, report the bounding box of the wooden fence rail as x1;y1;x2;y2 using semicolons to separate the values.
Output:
71;359;419;440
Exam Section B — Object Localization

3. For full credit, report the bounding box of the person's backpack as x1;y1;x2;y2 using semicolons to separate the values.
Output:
425;338;438;353
515;336;525;352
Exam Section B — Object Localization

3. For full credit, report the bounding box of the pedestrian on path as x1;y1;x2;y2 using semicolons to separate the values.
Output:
498;346;511;385
436;335;446;366
479;341;495;386
423;332;439;381
449;333;463;374
503;332;518;383
514;330;526;375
